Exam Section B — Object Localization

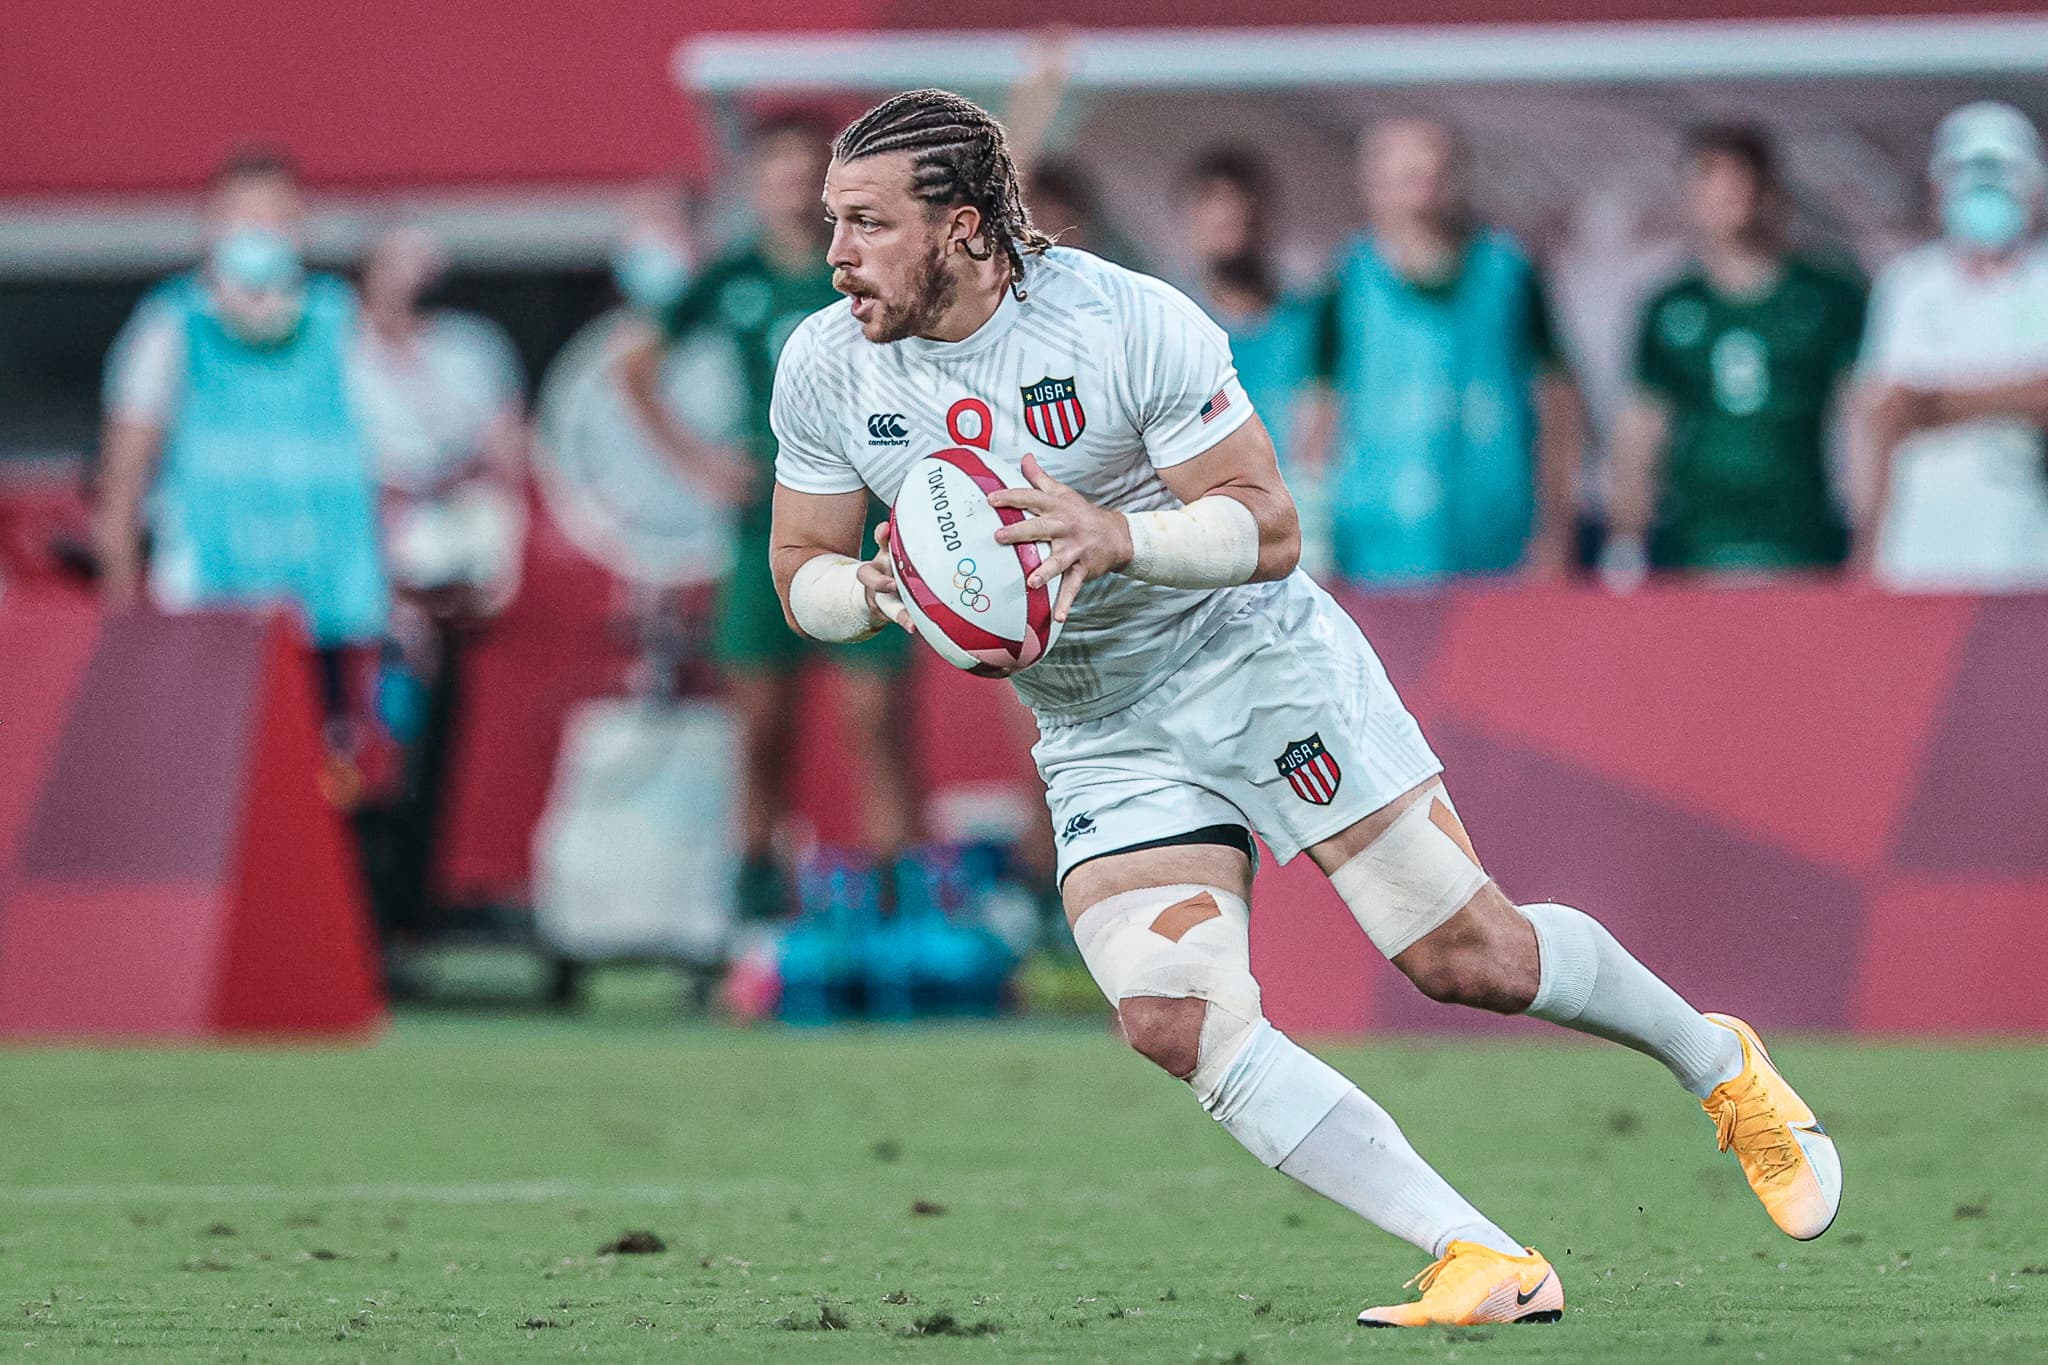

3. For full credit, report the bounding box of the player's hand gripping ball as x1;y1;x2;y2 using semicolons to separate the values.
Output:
884;448;1063;677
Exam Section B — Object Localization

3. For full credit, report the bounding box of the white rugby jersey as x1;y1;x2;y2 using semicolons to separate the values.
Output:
771;247;1271;723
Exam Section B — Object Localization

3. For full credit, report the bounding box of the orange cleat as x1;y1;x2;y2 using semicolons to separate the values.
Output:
1701;1013;1842;1240
1357;1241;1563;1327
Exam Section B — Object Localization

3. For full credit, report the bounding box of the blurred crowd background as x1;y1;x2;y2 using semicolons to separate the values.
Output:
4;11;2047;1028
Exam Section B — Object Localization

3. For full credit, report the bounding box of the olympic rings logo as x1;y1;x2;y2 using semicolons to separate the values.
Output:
952;557;991;613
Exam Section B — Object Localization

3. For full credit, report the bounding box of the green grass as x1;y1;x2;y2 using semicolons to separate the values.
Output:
1;1000;2044;1361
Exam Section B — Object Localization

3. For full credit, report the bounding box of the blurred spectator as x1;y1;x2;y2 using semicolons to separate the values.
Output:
1604;125;1865;587
93;147;386;693
353;224;526;617
1858;101;2048;590
610;182;699;319
1304;117;1584;587
351;222;528;945
1003;30;1148;270
1179;145;1330;573
1025;158;1149;270
614;113;919;920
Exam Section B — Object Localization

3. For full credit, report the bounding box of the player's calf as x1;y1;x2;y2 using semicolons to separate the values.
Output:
1070;875;1539;1275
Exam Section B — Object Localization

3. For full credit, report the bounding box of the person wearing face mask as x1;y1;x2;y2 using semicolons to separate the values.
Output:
615;113;918;923
611;182;698;320
94;146;387;661
1857;101;2048;590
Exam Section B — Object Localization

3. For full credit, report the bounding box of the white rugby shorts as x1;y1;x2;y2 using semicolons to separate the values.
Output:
1033;574;1443;884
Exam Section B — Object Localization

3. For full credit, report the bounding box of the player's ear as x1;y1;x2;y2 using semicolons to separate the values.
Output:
948;205;989;259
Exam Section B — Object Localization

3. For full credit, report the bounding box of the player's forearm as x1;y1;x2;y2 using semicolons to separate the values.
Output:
770;484;891;639
1123;484;1297;587
1214;483;1300;582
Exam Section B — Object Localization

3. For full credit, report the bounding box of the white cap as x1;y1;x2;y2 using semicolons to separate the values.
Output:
1931;101;2045;187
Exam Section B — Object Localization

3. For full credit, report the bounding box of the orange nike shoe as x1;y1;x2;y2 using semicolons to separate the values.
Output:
1701;1013;1842;1241
1357;1242;1563;1328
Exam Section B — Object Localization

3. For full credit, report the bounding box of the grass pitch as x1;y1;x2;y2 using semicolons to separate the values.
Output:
2;991;2044;1362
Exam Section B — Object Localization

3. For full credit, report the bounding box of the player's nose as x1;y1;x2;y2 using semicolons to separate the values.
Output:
827;221;859;270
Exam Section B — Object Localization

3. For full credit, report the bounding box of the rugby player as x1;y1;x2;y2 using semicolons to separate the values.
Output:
766;89;1840;1327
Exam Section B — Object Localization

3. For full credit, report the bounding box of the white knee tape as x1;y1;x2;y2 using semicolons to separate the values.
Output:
1070;883;1261;1020
1071;882;1263;1089
1328;782;1488;959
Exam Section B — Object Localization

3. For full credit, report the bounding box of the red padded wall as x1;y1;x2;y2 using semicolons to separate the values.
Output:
0;607;384;1040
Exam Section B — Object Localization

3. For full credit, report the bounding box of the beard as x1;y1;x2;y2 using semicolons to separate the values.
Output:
847;241;956;343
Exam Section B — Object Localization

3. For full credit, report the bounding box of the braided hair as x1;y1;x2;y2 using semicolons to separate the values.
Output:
833;89;1056;300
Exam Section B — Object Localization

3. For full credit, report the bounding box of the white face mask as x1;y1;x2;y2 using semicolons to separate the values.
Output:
611;235;693;313
209;225;306;341
1943;181;2030;252
211;226;302;290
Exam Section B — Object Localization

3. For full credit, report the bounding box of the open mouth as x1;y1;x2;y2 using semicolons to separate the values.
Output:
848;294;877;322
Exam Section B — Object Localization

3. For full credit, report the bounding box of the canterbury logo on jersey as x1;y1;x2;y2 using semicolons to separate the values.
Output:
866;413;910;445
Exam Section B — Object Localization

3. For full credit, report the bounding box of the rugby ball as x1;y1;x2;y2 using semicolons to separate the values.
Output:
888;448;1062;677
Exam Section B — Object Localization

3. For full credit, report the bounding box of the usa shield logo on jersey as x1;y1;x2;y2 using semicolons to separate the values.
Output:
1020;376;1086;449
1275;733;1343;805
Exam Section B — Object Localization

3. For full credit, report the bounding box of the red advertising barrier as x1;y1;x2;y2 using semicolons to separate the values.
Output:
437;531;2048;1035
1251;587;2048;1038
8;567;2042;1038
0;605;384;1039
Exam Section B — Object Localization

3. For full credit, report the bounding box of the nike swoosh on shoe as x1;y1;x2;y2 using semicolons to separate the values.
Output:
1516;1272;1553;1308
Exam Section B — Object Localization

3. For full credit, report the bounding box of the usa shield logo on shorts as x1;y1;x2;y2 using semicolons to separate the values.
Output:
1275;733;1343;805
1020;376;1086;448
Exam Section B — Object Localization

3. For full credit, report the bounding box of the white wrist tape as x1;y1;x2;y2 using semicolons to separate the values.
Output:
1122;494;1260;588
788;553;883;643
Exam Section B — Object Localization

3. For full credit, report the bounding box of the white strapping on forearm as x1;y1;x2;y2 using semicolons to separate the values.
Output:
1121;495;1260;588
789;552;883;643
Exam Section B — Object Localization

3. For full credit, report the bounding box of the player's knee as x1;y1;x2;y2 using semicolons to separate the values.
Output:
1116;996;1206;1078
1326;780;1492;971
1070;883;1262;1090
1395;890;1537;1013
1400;944;1501;1006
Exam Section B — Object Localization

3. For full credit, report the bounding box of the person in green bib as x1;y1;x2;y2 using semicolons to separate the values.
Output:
1305;118;1586;588
96;149;387;655
1605;124;1866;584
617;113;916;919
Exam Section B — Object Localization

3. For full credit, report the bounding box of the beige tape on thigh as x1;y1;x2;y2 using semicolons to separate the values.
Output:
1327;781;1489;959
1068;883;1262;1022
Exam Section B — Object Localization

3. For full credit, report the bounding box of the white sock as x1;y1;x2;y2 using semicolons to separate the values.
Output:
1518;902;1744;1099
1280;1092;1525;1258
1200;1020;1523;1258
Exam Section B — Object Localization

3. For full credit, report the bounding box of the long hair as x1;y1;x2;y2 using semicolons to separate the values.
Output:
833;88;1055;300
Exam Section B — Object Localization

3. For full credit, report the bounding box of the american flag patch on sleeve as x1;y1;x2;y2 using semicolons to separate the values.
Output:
1199;389;1231;424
